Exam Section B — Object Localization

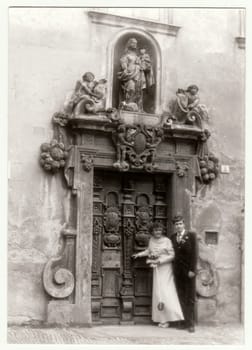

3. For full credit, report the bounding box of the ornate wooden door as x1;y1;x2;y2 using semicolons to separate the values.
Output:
91;170;171;324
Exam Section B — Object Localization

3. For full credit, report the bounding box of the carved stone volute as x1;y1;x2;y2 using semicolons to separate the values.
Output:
42;226;76;299
196;258;219;297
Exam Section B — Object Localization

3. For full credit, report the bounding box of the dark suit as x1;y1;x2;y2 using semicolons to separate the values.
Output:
171;231;198;328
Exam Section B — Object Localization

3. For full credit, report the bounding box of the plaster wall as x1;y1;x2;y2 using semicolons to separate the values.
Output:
8;8;244;324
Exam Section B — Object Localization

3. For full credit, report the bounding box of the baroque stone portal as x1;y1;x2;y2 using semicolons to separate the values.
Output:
38;28;220;325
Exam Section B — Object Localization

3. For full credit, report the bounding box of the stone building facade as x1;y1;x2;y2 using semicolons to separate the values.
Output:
8;8;245;325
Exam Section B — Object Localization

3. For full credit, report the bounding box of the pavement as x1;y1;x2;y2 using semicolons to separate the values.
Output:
7;323;244;345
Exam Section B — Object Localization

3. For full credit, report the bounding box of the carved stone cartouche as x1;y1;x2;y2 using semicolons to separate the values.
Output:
112;123;163;172
103;206;121;248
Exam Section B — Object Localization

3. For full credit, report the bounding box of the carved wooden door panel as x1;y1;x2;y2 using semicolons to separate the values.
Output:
91;170;170;324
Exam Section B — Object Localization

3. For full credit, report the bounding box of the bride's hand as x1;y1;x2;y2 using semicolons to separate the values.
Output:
131;253;139;259
150;263;158;268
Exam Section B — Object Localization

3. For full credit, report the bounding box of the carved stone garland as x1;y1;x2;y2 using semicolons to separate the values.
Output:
40;111;70;173
197;130;219;184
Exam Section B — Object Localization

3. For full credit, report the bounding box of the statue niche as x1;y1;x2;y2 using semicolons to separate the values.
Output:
113;35;157;114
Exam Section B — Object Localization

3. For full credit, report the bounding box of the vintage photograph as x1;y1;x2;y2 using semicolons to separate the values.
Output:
7;6;245;345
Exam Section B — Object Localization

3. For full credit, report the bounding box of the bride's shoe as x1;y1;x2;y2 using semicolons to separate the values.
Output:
158;322;169;328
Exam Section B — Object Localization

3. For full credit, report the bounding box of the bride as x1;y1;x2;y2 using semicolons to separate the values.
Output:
132;222;184;328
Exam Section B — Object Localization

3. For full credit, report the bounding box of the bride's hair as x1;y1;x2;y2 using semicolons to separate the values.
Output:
150;221;165;235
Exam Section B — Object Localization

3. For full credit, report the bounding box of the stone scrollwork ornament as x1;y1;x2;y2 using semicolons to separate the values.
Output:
42;226;76;299
196;258;219;298
52;111;69;127
105;107;121;122
81;154;94;172
176;161;189;177
43;257;75;299
123;218;135;238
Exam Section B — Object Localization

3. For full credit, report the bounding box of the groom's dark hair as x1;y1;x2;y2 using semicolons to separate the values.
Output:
172;214;184;224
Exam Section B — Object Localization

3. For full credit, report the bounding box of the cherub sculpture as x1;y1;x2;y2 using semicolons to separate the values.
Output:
66;72;107;115
166;85;208;128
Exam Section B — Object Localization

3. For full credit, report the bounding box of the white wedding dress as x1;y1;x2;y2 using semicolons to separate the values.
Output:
146;236;184;323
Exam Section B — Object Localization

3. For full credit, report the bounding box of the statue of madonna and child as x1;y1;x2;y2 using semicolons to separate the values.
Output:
117;37;155;113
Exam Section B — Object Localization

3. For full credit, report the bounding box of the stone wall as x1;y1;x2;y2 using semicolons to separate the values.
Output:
8;8;244;324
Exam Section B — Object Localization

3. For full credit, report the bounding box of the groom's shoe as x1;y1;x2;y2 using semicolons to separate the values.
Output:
177;321;186;329
188;326;195;333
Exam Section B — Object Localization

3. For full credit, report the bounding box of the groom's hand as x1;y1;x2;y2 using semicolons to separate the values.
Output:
188;271;195;278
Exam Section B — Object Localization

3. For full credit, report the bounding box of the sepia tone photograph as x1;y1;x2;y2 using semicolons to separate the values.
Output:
6;4;246;346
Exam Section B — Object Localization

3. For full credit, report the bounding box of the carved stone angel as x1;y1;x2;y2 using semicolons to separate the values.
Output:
166;85;208;128
65;72;107;115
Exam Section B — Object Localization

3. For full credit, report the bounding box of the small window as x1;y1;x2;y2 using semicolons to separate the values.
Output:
205;231;218;245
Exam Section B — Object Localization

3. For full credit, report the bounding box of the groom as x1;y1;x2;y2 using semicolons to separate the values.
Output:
171;215;198;333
